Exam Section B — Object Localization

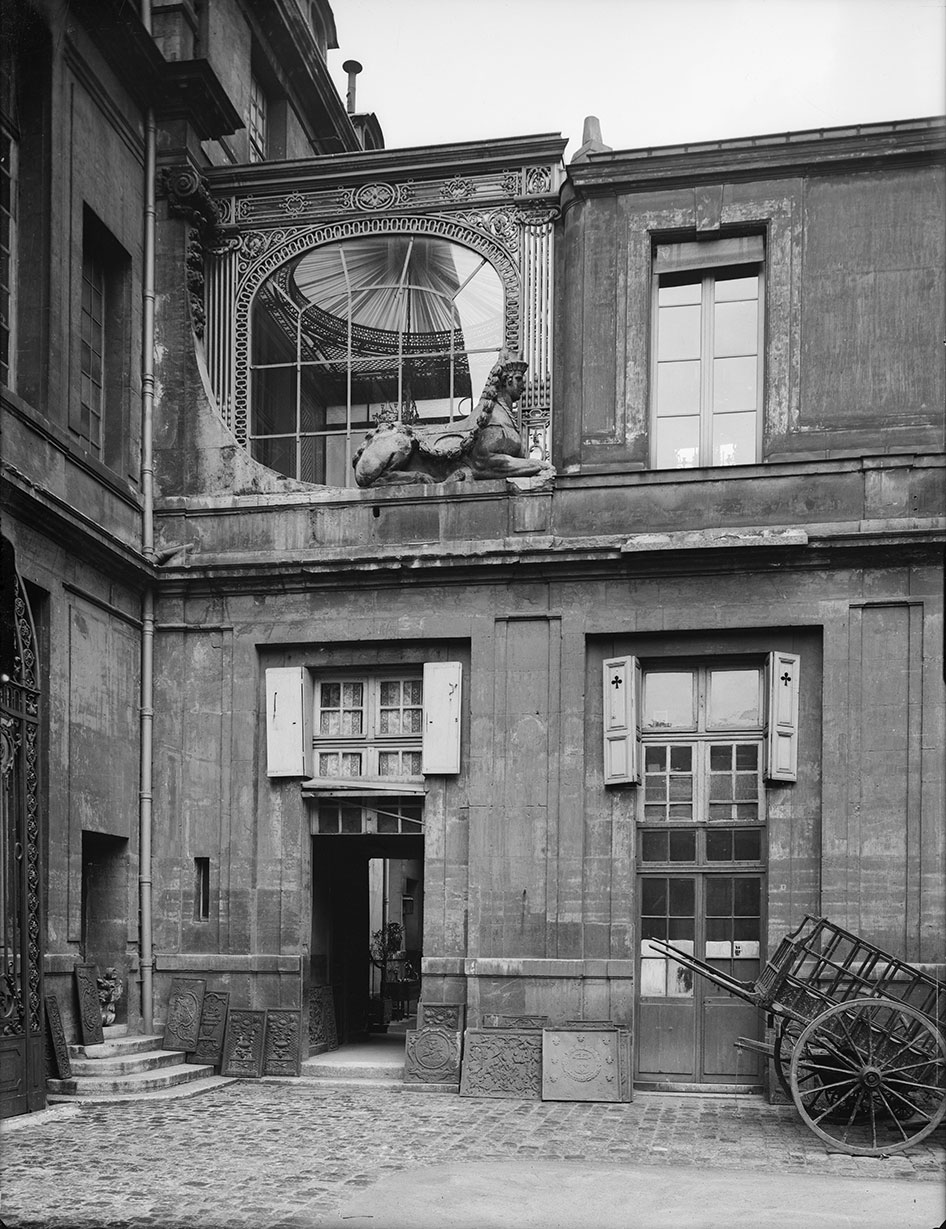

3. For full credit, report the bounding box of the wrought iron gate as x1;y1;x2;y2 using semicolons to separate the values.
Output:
1;544;45;1117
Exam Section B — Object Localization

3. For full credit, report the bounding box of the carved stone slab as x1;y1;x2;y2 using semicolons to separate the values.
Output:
308;985;338;1054
222;1009;267;1077
482;1013;548;1030
404;1029;462;1084
418;1003;465;1032
74;964;104;1046
459;1029;542;1099
264;1009;302;1077
542;1028;624;1102
44;995;72;1079
163;979;206;1052
187;990;229;1068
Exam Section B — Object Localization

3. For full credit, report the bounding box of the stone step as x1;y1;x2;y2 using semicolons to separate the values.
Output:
47;1074;229;1105
300;1058;404;1081
70;1033;167;1059
48;1060;214;1097
69;1049;186;1078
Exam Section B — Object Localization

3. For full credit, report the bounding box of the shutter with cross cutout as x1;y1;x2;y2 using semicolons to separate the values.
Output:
603;655;641;785
766;651;800;782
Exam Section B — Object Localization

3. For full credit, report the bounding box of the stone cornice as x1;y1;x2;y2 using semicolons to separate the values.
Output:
568;117;946;197
204;133;569;197
156;60;244;141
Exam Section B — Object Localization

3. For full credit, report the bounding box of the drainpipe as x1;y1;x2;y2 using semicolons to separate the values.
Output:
138;0;156;1034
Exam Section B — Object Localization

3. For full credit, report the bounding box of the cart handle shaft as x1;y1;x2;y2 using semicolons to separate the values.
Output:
645;939;761;1005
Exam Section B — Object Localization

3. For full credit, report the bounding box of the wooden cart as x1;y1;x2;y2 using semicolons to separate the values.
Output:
650;915;945;1155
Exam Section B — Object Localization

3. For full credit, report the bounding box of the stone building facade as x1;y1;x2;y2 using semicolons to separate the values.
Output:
1;0;943;1117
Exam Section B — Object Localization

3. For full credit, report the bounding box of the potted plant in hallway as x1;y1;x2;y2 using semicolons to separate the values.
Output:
368;922;403;1032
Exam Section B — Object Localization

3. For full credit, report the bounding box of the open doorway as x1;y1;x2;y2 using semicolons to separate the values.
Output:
309;797;424;1050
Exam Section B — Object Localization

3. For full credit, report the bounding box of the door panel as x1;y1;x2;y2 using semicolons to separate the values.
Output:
637;871;764;1086
638;1001;695;1077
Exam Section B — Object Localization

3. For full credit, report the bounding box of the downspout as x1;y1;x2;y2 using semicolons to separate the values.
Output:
138;0;156;1033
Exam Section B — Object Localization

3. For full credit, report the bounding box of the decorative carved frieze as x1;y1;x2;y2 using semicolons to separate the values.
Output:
542;1028;631;1103
341;181;416;211
308;985;338;1054
187;990;229;1069
525;166;553;195
222;1009;266;1077
459;1028;543;1099
263;1009;302;1076
44;995;72;1080
482;1013;549;1029
439;177;475;202
404;1028;462;1085
418;1003;464;1032
162;978;206;1052
73;965;104;1047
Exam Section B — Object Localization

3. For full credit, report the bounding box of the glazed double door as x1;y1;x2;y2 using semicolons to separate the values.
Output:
637;872;764;1087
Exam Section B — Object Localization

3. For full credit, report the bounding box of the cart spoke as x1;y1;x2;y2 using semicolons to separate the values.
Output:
809;1083;860;1127
875;1088;912;1141
881;1058;945;1077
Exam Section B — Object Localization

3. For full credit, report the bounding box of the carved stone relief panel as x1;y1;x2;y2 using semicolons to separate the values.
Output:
541;1028;628;1103
404;1029;462;1085
162;979;206;1053
482;1014;549;1030
73;965;104;1047
222;1009;267;1077
459;1029;543;1099
308;985;338;1054
417;1003;464;1032
44;995;72;1079
187;990;229;1069
263;1009;302;1077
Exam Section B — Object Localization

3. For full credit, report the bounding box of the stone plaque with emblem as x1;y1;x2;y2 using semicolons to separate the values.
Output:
308;985;338;1054
418;1003;465;1032
187;990;229;1068
222;1009;267;1077
542;1028;625;1102
73;964;104;1046
264;1009;302;1076
459;1029;543;1099
44;994;72;1079
163;978;206;1052
404;1028;462;1084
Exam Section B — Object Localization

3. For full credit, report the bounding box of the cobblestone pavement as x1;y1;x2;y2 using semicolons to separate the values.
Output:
1;1081;943;1229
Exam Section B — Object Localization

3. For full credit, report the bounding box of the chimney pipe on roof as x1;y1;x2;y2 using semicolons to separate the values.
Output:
342;60;362;115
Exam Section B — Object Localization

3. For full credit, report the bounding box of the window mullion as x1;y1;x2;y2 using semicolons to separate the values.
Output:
700;276;713;466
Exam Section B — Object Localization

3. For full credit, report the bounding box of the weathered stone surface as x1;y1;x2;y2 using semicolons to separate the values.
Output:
542;1028;628;1103
264;1009;302;1076
417;1003;464;1032
163;979;206;1052
187;990;229;1069
222;1009;267;1077
403;1028;462;1085
459;1028;542;1099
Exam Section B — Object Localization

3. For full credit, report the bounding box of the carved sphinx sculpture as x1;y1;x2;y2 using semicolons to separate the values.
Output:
352;353;553;487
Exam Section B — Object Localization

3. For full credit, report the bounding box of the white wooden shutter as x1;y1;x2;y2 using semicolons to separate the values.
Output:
422;661;462;775
766;651;800;782
603;655;641;785
265;667;313;778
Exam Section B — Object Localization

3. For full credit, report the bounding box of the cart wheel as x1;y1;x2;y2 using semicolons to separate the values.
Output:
789;996;946;1156
773;1019;804;1101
